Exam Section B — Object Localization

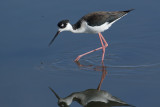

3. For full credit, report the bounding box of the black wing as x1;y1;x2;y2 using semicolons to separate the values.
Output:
83;11;126;26
73;9;133;29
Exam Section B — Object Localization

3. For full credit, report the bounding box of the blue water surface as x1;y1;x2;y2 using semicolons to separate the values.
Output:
0;0;160;107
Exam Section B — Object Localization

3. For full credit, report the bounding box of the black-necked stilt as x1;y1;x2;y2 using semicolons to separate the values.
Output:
49;88;133;107
49;9;134;63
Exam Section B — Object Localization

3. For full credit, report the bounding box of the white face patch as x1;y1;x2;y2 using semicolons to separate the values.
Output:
61;23;64;27
59;23;73;32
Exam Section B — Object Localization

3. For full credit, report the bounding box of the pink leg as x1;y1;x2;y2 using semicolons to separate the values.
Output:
99;33;108;46
99;33;105;63
74;33;108;62
99;33;108;63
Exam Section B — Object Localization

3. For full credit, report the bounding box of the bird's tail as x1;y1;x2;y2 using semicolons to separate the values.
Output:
123;9;135;13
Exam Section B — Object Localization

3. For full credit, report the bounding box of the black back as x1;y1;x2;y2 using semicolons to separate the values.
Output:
73;9;134;29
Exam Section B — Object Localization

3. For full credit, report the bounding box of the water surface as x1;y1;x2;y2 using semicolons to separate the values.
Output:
0;0;160;107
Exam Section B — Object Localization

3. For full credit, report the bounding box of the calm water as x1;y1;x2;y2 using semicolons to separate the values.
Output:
0;0;160;107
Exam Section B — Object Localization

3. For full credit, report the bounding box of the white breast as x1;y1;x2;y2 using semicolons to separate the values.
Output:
83;15;126;34
71;15;124;34
72;21;114;34
86;21;111;33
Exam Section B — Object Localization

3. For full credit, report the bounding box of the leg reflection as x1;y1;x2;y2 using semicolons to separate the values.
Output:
75;61;107;91
97;63;107;91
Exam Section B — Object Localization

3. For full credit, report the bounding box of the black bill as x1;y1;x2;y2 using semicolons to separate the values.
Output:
48;87;60;100
48;31;60;46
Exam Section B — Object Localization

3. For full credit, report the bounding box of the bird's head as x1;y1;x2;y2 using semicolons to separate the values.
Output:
58;20;72;32
49;87;70;107
58;101;69;107
48;19;72;46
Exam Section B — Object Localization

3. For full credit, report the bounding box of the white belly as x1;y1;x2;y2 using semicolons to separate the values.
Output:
72;21;113;34
72;16;123;34
86;22;111;33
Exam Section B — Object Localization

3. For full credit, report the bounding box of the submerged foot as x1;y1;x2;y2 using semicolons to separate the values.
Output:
74;55;82;62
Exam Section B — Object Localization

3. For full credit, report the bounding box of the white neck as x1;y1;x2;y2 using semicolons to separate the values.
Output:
59;92;82;106
71;21;87;33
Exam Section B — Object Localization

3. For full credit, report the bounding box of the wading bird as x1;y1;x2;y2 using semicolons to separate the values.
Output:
49;9;134;63
49;88;133;107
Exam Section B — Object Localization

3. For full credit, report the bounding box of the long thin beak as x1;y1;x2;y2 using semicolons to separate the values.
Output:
48;31;60;46
48;87;60;100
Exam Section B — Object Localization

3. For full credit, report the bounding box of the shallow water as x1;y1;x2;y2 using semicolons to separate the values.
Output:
0;0;160;107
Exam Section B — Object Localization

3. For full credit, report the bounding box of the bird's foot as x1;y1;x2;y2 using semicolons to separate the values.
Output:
74;55;82;62
101;60;104;64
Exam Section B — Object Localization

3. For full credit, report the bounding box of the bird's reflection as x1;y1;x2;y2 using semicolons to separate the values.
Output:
75;61;107;91
49;61;134;107
49;88;133;107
